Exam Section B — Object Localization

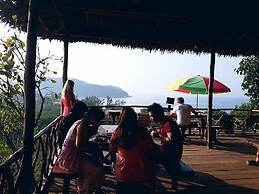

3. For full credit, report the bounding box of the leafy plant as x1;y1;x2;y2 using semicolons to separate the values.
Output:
235;56;259;108
82;96;105;106
0;34;59;159
106;96;126;106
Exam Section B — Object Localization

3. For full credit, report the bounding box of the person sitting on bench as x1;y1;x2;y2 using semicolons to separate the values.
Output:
57;107;105;194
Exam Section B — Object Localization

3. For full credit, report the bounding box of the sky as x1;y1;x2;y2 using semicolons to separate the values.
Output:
40;41;244;98
1;23;246;98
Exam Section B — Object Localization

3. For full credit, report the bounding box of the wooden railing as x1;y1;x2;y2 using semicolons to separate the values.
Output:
0;116;62;194
0;106;258;193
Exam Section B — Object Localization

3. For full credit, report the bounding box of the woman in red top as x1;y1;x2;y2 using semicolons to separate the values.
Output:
61;79;76;116
110;107;158;194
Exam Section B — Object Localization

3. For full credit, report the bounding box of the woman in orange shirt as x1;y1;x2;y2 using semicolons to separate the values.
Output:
61;80;76;116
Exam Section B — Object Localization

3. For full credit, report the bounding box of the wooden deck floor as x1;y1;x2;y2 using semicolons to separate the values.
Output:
49;134;259;194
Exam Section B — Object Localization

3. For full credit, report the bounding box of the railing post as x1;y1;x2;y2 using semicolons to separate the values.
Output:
19;0;39;193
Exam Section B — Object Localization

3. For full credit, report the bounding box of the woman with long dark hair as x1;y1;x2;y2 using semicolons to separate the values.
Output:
110;107;158;194
58;107;105;194
147;103;183;192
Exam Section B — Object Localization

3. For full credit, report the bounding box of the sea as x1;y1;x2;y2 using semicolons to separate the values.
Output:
117;94;250;110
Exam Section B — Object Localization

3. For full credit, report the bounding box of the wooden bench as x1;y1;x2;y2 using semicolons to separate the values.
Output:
49;162;79;194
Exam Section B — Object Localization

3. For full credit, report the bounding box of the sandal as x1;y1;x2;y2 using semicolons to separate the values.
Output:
247;160;259;166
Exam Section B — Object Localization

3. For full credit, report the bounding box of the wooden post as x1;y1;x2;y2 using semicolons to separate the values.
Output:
19;0;39;193
62;35;69;86
207;51;215;149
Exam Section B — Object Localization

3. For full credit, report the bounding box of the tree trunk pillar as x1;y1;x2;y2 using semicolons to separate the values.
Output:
62;36;69;86
207;51;215;149
19;0;39;193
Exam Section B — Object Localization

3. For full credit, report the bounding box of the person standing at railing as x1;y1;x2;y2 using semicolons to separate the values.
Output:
171;97;197;137
147;103;183;192
61;79;77;116
109;107;158;194
58;107;105;194
58;101;88;148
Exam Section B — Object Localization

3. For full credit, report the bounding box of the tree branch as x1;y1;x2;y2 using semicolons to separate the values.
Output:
35;85;45;126
0;124;17;153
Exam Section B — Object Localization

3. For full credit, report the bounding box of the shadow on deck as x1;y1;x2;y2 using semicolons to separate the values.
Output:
48;134;259;194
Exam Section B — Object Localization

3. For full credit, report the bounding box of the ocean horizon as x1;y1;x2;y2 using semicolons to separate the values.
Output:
119;94;250;109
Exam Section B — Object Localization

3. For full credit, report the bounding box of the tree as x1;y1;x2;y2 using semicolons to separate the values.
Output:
82;96;126;107
0;34;58;159
106;96;126;106
235;56;259;108
82;96;105;106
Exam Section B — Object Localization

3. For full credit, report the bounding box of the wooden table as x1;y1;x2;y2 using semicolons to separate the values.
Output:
98;125;118;135
96;124;118;151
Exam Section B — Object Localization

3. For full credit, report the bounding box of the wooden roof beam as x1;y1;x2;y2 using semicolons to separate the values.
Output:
39;17;49;33
152;20;160;37
66;7;195;23
51;0;65;31
47;33;167;43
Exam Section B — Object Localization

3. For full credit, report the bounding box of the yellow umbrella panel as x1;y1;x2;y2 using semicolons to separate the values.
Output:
167;77;190;93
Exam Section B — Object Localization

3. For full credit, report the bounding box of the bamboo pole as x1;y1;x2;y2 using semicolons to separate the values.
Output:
207;51;215;149
19;0;39;193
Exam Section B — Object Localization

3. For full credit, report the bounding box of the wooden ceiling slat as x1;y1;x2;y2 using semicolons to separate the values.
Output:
51;0;65;31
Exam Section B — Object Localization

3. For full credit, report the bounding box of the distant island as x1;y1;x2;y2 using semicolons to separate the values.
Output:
41;78;130;98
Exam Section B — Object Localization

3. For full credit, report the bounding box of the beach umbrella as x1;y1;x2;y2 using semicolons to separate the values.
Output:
167;75;231;107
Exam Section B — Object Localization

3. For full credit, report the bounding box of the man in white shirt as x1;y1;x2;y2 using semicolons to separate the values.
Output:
172;97;197;137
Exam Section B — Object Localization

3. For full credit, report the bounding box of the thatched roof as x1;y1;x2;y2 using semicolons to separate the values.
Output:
1;0;259;56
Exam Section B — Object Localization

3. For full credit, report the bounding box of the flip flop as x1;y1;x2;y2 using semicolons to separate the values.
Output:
247;160;259;166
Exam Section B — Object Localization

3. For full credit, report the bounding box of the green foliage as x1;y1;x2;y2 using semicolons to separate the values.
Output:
230;103;253;117
106;96;126;106
235;56;259;107
212;110;228;117
0;34;60;158
36;93;60;130
82;96;105;106
82;96;126;107
37;109;59;130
